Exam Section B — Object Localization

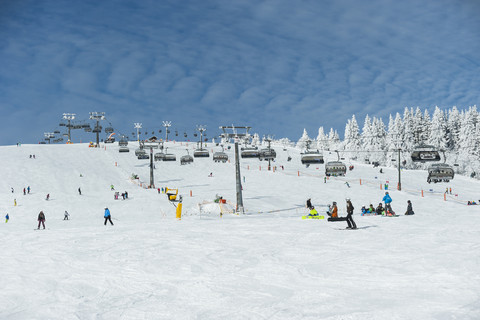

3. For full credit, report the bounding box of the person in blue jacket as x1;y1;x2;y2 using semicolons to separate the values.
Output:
382;192;394;214
104;207;114;226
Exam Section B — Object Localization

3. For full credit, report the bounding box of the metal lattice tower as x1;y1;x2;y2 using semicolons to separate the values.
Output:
44;132;55;144
219;125;252;214
162;121;171;141
134;123;142;142
196;125;207;149
62;113;76;142
89;112;105;146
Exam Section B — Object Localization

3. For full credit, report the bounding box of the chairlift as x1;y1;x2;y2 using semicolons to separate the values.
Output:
163;148;177;161
54;130;60;134
411;144;440;162
180;150;193;165
135;148;146;156
93;125;102;133
154;152;165;161
175;130;178;137
427;163;454;183
119;146;129;153
105;126;114;134
241;146;260;158
300;141;323;165
194;148;210;158
259;148;276;161
325;161;347;177
213;150;228;163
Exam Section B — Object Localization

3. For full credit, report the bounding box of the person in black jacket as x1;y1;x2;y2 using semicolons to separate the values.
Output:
346;199;357;229
38;211;46;229
405;200;415;215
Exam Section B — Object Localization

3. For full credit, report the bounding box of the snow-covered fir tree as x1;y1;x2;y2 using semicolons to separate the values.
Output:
296;129;310;149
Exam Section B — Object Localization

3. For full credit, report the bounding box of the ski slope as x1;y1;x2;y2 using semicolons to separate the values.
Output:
1;142;479;319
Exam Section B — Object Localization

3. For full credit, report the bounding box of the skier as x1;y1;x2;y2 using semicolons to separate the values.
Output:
110;185;115;191
5;213;9;223
405;200;415;215
124;191;128;199
14;199;17;206
345;182;350;188
27;186;30;194
64;210;69;220
104;207;114;225
11;187;14;193
78;187;81;195
23;188;26;195
46;194;50;201
324;177;327;183
37;211;46;229
345;199;357;229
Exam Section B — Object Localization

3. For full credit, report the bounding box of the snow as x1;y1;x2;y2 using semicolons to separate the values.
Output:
1;142;479;319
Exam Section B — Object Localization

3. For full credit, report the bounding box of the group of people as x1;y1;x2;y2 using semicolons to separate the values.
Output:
34;207;114;229
305;191;416;228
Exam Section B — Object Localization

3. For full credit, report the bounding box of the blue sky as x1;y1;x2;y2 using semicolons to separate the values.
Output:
1;0;480;145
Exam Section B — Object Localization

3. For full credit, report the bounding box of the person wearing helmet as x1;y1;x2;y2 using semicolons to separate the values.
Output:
376;203;385;215
327;201;338;218
308;206;319;217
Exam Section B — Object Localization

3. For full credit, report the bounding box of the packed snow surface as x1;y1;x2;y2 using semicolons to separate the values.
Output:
1;142;479;319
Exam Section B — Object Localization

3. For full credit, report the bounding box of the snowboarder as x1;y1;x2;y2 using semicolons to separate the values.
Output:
345;199;357;229
37;211;46;229
376;203;385;215
382;192;393;213
327;202;338;218
104;207;114;226
78;187;81;195
5;213;9;223
306;198;313;210
307;206;319;217
27;186;30;194
405;200;415;215
46;194;50;201
64;210;69;220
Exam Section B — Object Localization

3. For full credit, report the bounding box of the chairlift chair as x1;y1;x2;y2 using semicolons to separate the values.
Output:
213;151;228;163
301;142;324;165
325;161;347;177
411;144;441;162
427;163;454;183
180;150;194;165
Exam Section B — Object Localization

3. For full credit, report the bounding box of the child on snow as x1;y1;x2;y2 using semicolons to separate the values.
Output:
405;200;415;215
5;213;9;223
376;203;385;215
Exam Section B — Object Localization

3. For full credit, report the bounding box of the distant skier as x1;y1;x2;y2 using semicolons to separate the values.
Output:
46;194;50;201
27;186;30;194
64;210;69;220
23;188;26;195
110;185;115;191
37;211;46;229
11;187;14;193
405;200;415;215
78;187;81;195
124;191;128;199
345;199;357;229
324;177;327;183
14;199;17;206
345;182;350;188
104;207;114;226
5;213;9;223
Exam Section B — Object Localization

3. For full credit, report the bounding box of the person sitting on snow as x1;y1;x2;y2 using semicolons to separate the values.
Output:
405;200;415;215
369;204;375;213
361;206;368;215
327;202;338;218
306;198;313;210
376;203;385;215
308;206;319;217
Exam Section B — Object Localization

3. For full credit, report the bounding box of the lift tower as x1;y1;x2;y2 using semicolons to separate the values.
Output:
62;113;76;142
162;121;171;141
89;112;105;146
219;125;251;214
134;123;142;142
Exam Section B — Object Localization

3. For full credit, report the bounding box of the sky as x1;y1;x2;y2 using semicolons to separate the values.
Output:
1;0;480;145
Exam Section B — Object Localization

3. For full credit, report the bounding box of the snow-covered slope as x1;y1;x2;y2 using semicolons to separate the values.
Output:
1;142;479;319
